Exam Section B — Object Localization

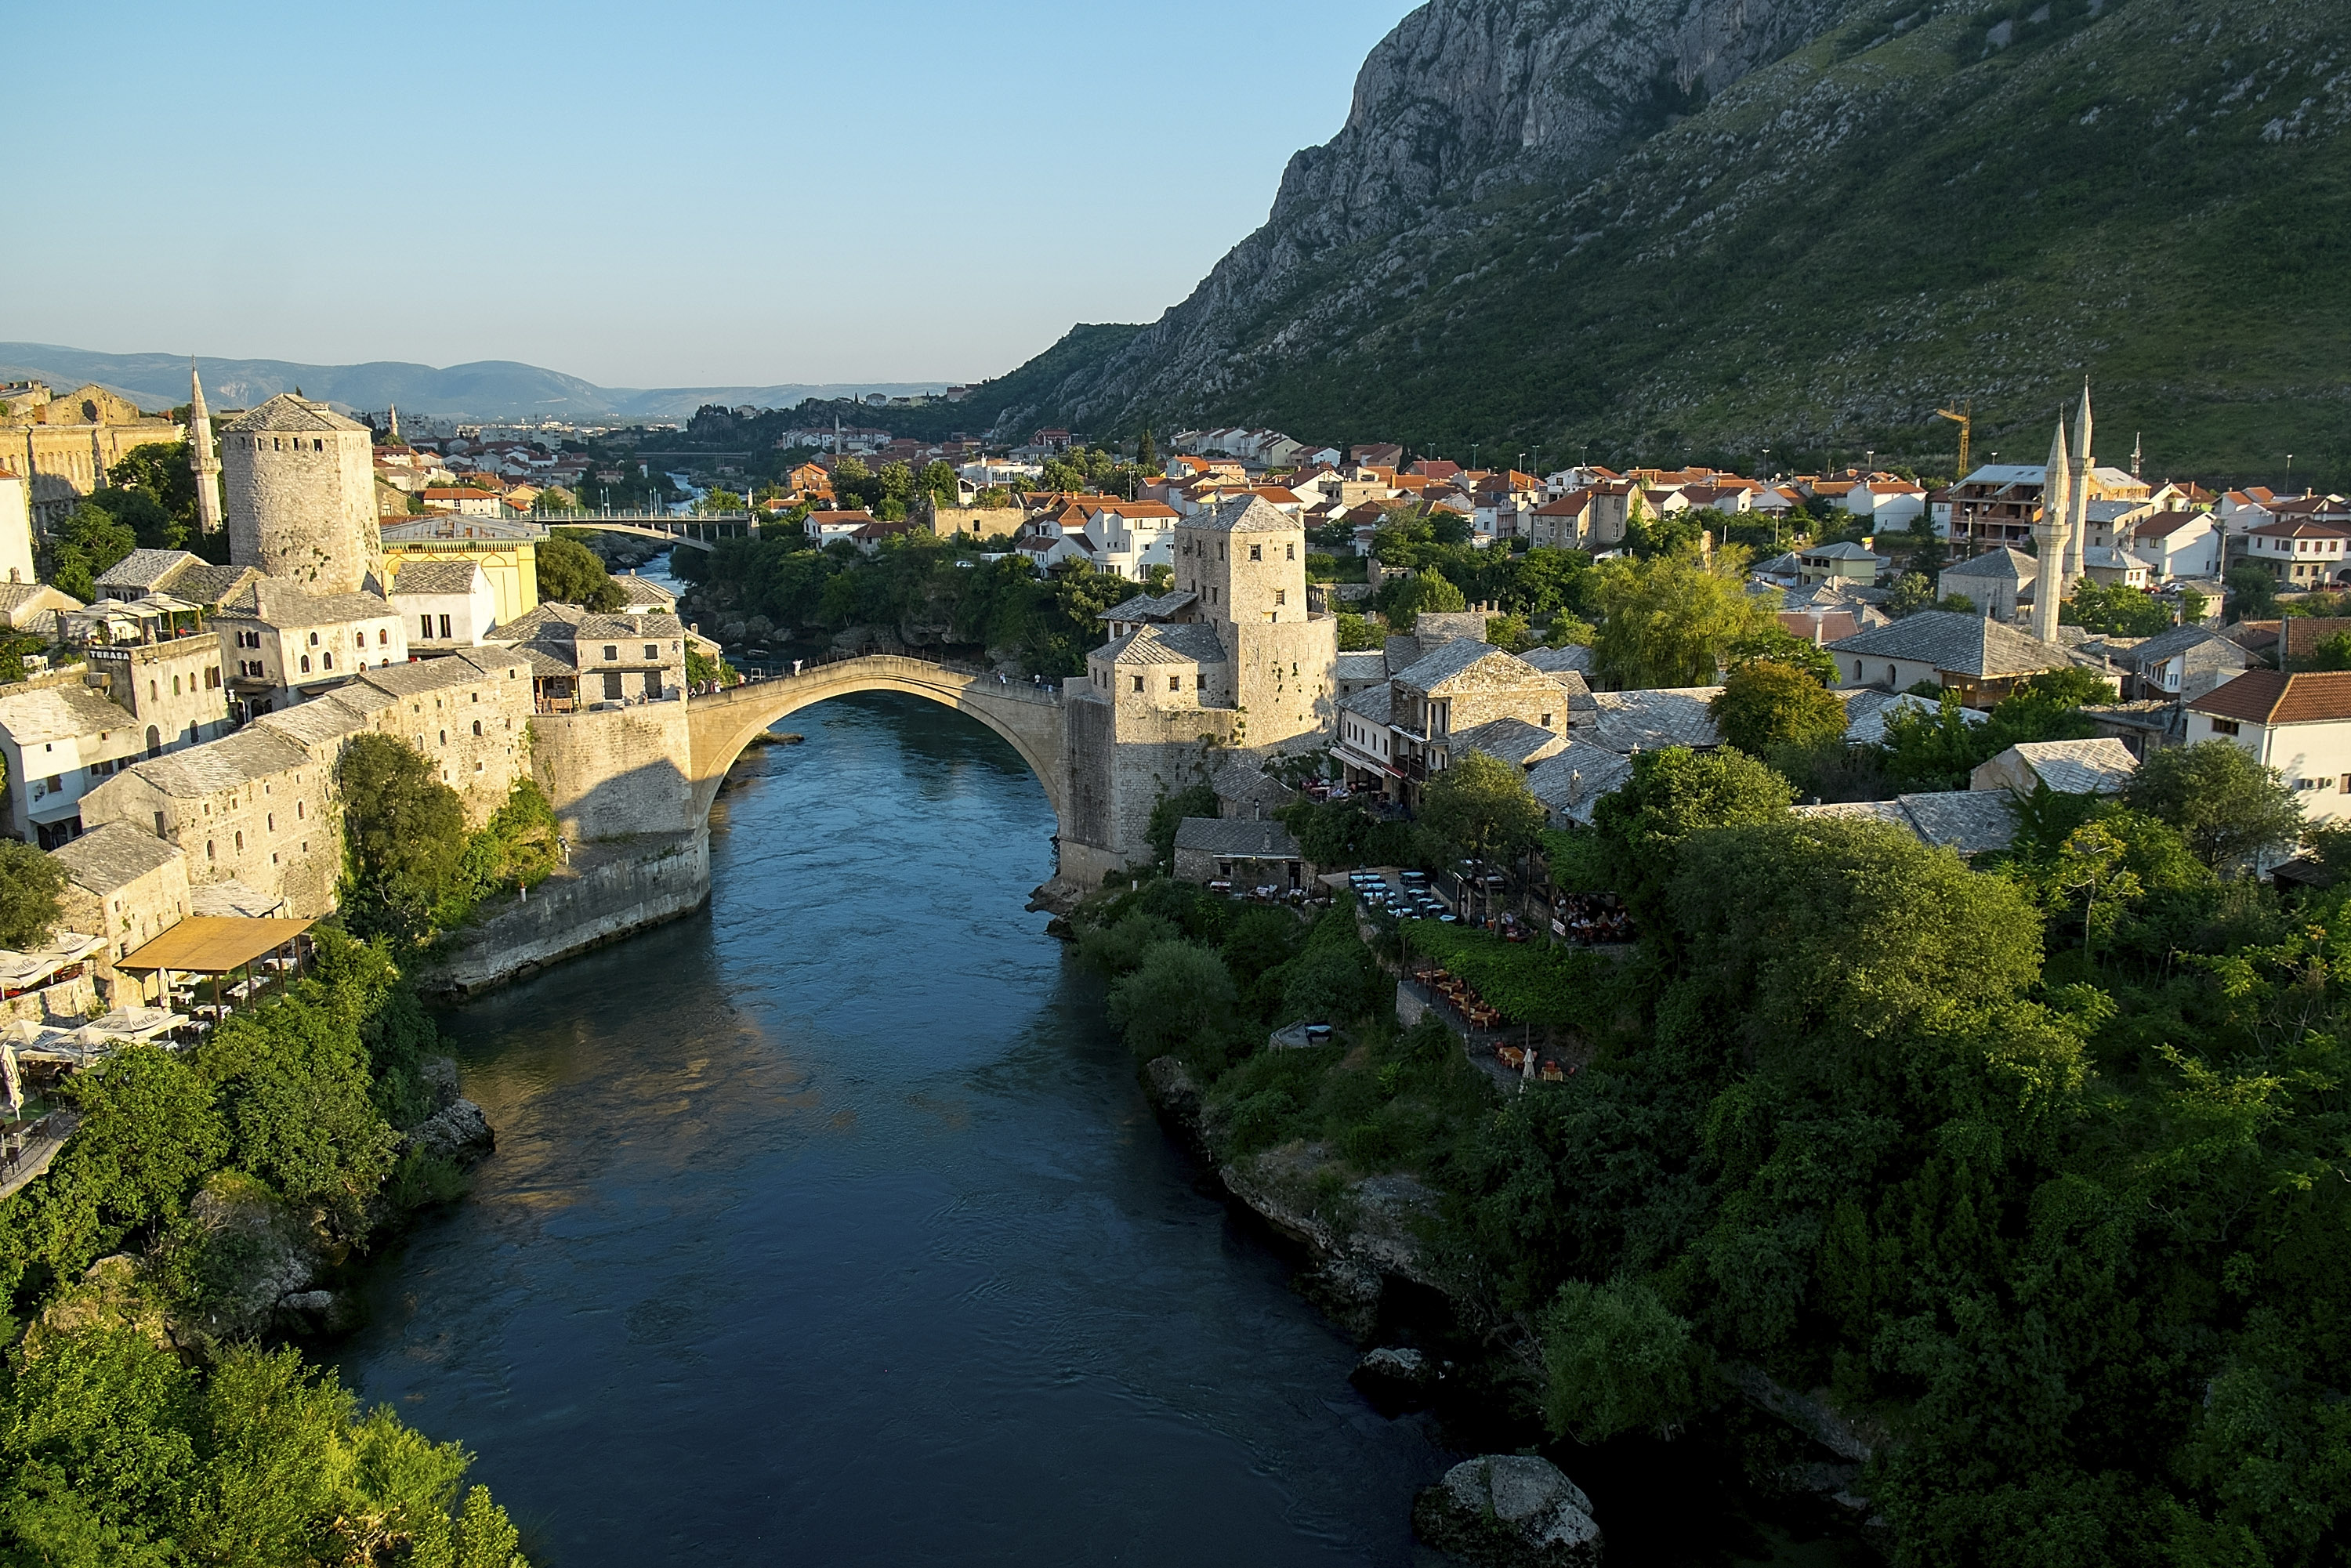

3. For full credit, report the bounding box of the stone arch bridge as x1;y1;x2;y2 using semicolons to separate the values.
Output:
685;654;1072;840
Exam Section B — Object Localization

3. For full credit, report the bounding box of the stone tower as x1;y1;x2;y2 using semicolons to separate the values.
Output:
2062;380;2093;588
2032;421;2071;645
1174;495;1338;751
219;393;381;593
187;360;223;537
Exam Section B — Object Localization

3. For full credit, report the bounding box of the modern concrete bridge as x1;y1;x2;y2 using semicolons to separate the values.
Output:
538;511;759;551
685;655;1070;831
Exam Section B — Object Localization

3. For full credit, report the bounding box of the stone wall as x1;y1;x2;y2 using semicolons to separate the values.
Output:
531;702;695;841
221;425;380;593
418;831;710;997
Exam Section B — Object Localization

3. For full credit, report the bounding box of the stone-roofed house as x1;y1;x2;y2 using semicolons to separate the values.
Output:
78;726;335;914
1970;737;2140;795
1792;791;2018;858
2186;670;2351;826
609;574;677;615
1336;682;1397;778
49;822;190;996
0;683;161;849
1828;610;2094;707
1212;755;1298;820
0;580;81;635
1334;649;1389;701
212;576;408;717
1937;546;2038;622
1453;715;1568;770
1588;686;1725;753
2112;622;2252;703
1520;645;1594;676
93;550;265;610
1524;742;1636;827
1172;816;1306;890
388;556;496;650
1367;639;1573;805
485;603;687;706
1797;540;1885;586
1838;689;1991;747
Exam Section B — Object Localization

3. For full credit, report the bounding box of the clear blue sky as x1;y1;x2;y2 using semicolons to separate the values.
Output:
16;0;1415;389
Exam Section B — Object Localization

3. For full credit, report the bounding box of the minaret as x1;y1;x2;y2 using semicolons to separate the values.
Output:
188;359;224;536
2032;421;2072;644
2062;379;2093;587
388;404;401;444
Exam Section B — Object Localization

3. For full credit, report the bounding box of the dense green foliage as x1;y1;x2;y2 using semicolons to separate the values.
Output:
673;530;1136;675
0;934;530;1564
536;534;623;611
1880;669;2117;791
1590;550;1773;690
338;737;559;946
43;505;136;604
1708;660;1846;758
0;839;63;951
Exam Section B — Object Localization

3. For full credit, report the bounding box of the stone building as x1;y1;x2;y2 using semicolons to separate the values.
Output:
378;520;542;624
0;683;160;848
487;603;688;704
50;824;190;1000
82;630;233;755
1334;639;1573;806
212;577;408;717
1062;496;1339;880
219;394;382;593
389;558;498;650
0;382;182;531
79;726;332;914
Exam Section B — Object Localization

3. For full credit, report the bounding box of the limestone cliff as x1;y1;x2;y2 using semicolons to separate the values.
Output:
998;0;1856;426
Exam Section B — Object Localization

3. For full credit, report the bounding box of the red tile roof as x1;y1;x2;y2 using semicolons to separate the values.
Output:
2188;669;2351;725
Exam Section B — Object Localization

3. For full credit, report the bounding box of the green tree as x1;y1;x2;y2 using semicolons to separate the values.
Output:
1385;567;1467;629
337;733;469;941
697;487;744;514
1107;940;1240;1070
0;837;64;948
46;504;137;602
1420;751;1548;871
536;534;625;610
104;441;199;536
2303;629;2351;672
2226;563;2280;623
1590;549;1773;690
2121;739;2304;868
1722;625;1839;686
2063;578;2174;636
1589;746;1792;936
1709;660;1847;756
1540;1278;1707;1442
1136;428;1158;471
1333;611;1385;651
1885;570;1937;618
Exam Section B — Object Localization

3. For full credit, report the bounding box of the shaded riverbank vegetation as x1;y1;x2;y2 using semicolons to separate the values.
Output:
1073;737;2351;1567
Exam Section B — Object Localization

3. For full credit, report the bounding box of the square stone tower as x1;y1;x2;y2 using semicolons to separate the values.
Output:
1172;494;1335;751
220;394;382;594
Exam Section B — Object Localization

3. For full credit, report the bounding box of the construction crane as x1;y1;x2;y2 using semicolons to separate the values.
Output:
1936;402;1973;476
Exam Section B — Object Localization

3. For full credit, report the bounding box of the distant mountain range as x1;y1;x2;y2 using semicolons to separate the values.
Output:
0;342;948;424
948;0;2351;487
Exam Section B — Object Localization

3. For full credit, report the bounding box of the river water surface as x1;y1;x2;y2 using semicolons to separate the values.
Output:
339;692;1458;1565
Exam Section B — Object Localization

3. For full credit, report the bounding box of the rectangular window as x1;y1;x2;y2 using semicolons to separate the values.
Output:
605;645;619;661
2210;719;2241;737
603;672;624;700
1168;675;1180;692
1274;589;1286;606
645;644;658;659
421;616;433;638
1131;675;1143;693
1250;545;1261;561
643;672;663;698
440;614;454;639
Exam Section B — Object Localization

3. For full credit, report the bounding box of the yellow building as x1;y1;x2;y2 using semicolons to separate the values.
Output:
376;531;540;625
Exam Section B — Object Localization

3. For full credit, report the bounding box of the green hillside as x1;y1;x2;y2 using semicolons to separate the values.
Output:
1028;0;2351;487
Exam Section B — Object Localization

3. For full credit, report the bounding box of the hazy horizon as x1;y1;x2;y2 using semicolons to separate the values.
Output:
13;0;1416;389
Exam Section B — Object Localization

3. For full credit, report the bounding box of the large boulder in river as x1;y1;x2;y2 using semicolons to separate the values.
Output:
1414;1454;1603;1568
1352;1345;1440;1412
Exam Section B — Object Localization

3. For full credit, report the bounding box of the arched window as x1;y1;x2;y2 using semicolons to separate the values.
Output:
146;725;161;758
206;840;215;861
379;628;389;645
296;799;305;820
172;674;181;695
322;653;333;670
299;655;311;674
266;813;273;831
472;720;482;736
234;831;243;851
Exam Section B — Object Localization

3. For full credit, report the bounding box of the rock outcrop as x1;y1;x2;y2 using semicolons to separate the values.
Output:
1414;1454;1603;1568
992;0;1855;431
398;1097;496;1165
1352;1344;1442;1412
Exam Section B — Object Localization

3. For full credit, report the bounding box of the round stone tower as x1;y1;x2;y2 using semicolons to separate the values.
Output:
219;393;381;592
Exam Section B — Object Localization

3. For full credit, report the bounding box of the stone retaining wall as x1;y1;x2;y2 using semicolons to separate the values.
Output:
418;831;709;998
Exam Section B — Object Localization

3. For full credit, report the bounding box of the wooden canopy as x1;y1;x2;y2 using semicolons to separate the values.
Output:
117;916;314;976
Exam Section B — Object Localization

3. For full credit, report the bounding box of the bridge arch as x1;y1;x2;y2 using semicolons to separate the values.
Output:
685;657;1069;833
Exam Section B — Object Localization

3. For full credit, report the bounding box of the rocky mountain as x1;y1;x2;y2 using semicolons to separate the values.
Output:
970;0;2351;484
0;343;944;424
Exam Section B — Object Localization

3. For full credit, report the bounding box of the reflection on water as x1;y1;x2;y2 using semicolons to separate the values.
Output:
339;693;1448;1566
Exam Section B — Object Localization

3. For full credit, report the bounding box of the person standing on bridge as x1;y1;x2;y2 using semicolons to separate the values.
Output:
793;658;803;676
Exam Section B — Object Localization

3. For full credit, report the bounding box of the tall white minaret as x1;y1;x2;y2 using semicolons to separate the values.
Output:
188;359;223;536
2063;379;2093;587
388;403;401;444
2032;420;2072;644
